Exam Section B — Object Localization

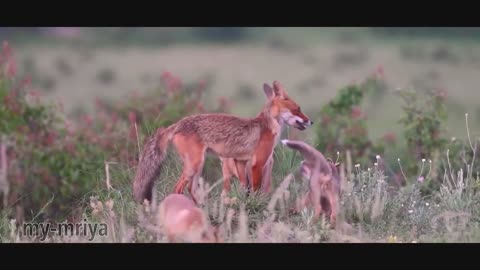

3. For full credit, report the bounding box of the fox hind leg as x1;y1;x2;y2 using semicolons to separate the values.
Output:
172;134;206;200
234;159;250;191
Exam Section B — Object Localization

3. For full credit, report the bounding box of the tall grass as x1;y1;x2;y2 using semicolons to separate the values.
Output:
1;40;479;243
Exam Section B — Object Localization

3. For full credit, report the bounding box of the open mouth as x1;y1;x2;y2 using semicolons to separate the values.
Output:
295;120;307;130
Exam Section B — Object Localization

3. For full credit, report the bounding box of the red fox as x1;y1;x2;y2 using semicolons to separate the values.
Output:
133;81;312;203
281;139;341;227
158;193;220;243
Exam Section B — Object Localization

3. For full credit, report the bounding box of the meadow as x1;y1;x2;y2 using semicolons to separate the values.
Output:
0;27;479;243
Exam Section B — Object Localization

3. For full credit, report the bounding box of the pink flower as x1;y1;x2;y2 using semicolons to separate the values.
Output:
110;112;119;124
418;176;424;183
383;132;396;143
161;71;182;93
82;115;93;127
2;41;12;58
351;106;363;119
27;90;41;105
44;131;58;146
128;111;137;124
22;76;32;87
6;57;16;78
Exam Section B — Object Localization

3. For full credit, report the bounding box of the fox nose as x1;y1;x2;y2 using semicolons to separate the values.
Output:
304;120;313;126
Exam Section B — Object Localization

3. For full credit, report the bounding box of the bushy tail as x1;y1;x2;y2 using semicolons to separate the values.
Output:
133;124;176;203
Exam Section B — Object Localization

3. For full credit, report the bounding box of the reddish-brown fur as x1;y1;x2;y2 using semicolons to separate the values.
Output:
220;150;274;194
282;139;341;228
132;81;312;204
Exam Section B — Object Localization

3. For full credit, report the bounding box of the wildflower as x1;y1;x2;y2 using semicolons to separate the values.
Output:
351;106;363;119
128;111;137;124
408;209;413;214
2;41;12;58
418;176;424;183
22;75;32;87
422;159;426;162
387;235;398;243
44;131;58;146
82;115;93;127
376;155;380;160
161;71;182;93
383;132;396;143
426;203;429;207
7;58;17;78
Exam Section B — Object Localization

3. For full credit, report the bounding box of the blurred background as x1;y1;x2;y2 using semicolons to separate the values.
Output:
2;27;480;139
2;27;480;223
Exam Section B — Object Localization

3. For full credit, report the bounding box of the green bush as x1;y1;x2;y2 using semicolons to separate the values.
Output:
314;76;387;166
0;42;231;222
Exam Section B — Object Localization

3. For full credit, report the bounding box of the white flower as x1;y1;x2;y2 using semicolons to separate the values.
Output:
376;155;380;160
355;164;360;168
422;159;426;162
426;203;429;206
429;160;432;163
408;209;413;214
397;158;401;162
374;163;378;166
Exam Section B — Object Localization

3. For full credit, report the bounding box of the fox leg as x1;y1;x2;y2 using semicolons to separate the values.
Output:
326;190;337;228
260;156;274;193
234;159;249;190
188;154;206;205
172;134;206;198
220;158;235;194
309;182;323;222
251;151;273;192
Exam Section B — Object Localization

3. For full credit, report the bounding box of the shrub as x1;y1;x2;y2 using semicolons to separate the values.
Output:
315;76;387;167
0;41;232;223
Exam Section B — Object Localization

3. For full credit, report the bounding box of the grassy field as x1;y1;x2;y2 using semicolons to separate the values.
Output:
1;28;479;243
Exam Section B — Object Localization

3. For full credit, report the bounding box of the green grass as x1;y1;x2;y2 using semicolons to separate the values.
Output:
2;130;479;243
2;31;480;243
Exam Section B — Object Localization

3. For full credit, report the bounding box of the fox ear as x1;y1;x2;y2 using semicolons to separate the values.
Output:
273;81;289;99
263;83;274;100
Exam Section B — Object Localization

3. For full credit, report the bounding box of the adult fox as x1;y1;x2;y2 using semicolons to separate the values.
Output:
133;81;313;203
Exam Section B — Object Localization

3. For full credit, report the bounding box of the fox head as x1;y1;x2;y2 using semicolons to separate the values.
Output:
263;81;313;130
